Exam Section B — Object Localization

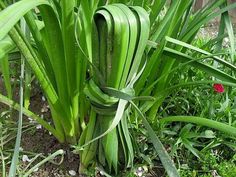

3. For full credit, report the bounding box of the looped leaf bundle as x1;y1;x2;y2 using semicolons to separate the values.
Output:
80;4;150;173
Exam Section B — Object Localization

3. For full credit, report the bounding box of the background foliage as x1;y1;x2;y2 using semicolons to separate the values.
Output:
0;0;235;176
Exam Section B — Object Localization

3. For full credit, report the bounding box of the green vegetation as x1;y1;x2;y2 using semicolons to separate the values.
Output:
0;0;235;176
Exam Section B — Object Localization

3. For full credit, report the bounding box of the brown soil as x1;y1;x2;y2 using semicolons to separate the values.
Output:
20;90;81;177
0;80;81;177
20;129;80;177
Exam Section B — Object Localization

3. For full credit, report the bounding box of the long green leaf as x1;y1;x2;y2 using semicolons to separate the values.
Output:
0;36;15;58
160;116;236;137
130;101;180;177
0;55;12;99
165;36;236;71
163;47;236;83
0;0;49;40
8;54;25;177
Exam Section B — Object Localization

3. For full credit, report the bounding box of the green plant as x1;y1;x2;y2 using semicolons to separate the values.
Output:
178;148;236;177
0;0;236;176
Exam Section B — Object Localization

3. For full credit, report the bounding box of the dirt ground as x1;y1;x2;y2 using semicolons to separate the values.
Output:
6;89;81;177
21;129;80;177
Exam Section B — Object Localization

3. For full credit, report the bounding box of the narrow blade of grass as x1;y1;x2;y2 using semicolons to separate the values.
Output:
8;54;25;177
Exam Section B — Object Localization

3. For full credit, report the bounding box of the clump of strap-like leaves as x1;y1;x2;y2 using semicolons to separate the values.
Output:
0;0;236;176
78;4;149;173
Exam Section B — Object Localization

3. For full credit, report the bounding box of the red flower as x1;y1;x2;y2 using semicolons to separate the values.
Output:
213;84;224;93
